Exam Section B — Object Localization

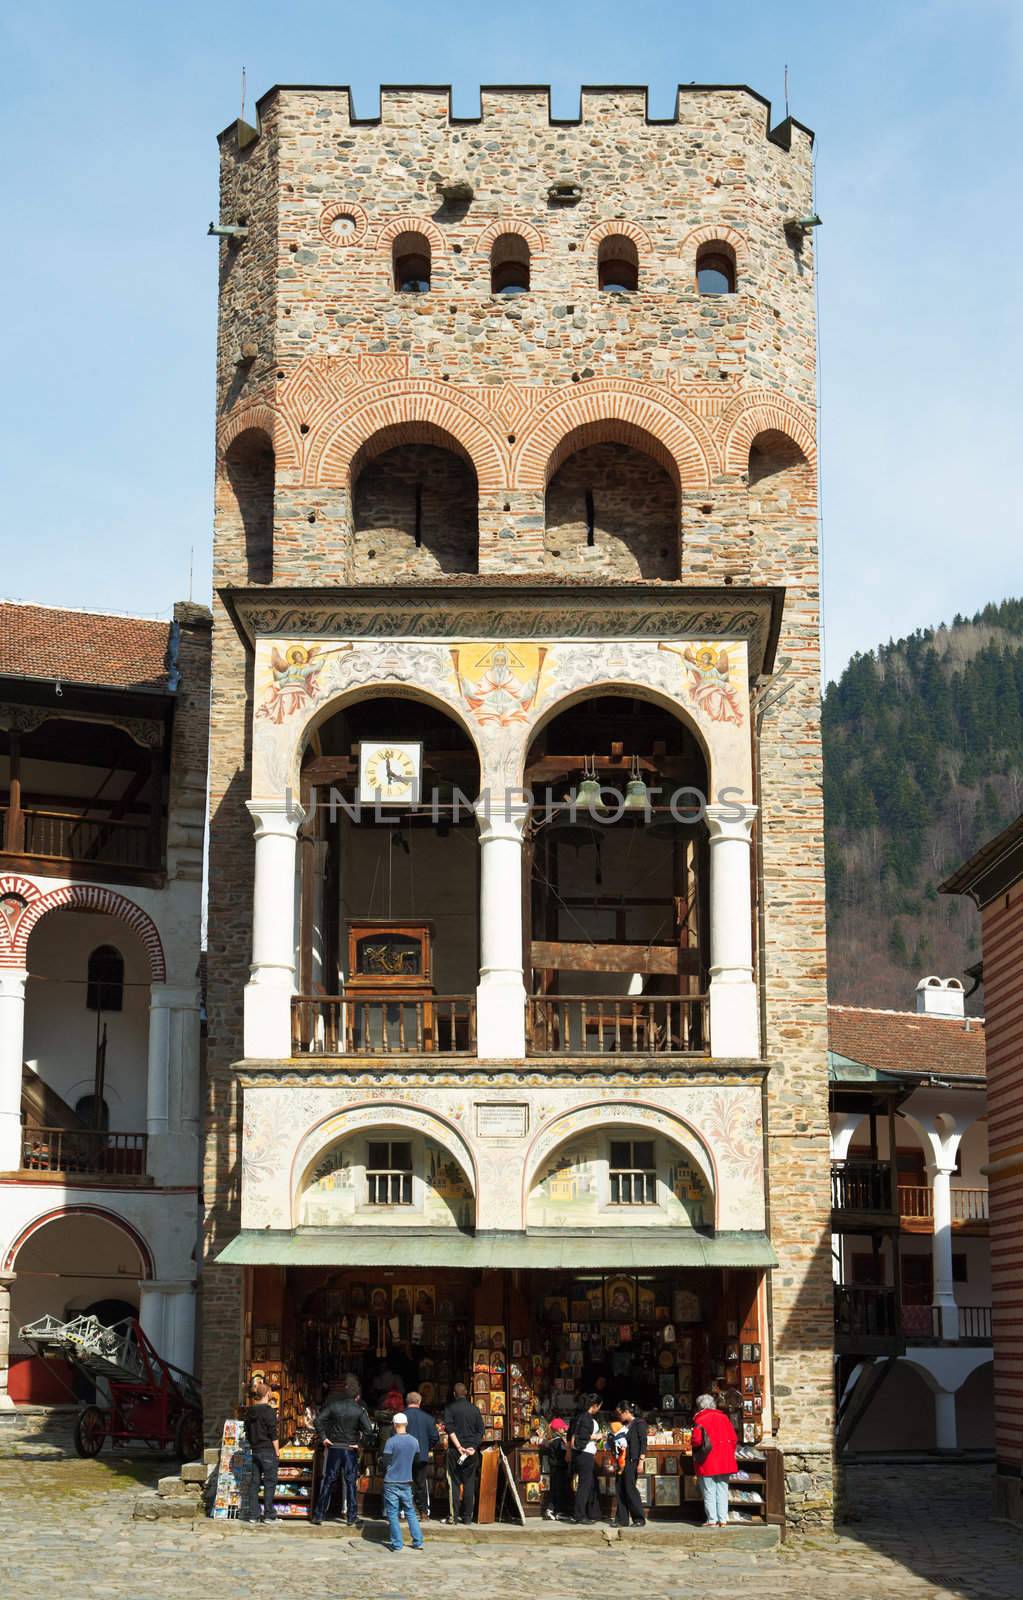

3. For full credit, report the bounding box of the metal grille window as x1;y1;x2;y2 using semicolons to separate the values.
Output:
609;1139;657;1205
366;1140;413;1205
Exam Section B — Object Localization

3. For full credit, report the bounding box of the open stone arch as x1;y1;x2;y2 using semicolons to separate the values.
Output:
3;1202;156;1277
0;878;166;982
718;391;817;475
309;383;507;493
679;222;750;273
585;217;655;260
522;1100;717;1221
291;1100;478;1226
520;678;716;795
475;218;545;257
514;382;715;494
288;676;484;795
216;403;301;474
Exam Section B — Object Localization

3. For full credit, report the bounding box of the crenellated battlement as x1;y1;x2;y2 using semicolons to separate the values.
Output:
218;81;812;148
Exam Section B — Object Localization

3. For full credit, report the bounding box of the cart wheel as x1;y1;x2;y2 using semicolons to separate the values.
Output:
74;1406;107;1458
174;1408;203;1462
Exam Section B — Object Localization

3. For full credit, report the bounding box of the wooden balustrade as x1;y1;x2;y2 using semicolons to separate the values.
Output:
831;1159;894;1215
19;1127;148;1178
291;994;476;1056
527;993;707;1055
897;1185;989;1227
10;806;153;869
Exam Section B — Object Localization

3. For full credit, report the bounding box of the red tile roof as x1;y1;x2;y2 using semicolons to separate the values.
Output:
0;601;172;693
828;1005;986;1080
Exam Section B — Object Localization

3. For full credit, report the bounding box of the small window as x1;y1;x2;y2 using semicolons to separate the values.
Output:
598;234;639;293
491;233;530;295
696;242;737;296
74;1094;109;1131
366;1139;413;1205
393;230;432;293
609;1138;656;1205
86;945;124;1012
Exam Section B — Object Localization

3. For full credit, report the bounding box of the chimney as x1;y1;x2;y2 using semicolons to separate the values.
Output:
915;976;966;1019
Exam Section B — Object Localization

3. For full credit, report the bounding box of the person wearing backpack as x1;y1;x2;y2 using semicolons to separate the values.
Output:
691;1393;738;1527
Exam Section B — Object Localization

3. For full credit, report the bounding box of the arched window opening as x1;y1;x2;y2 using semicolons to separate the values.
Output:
294;696;481;1058
598;234;639;293
525;693;711;1057
86;945;124;1012
222;427;274;584
298;1125;475;1227
696;241;737;296
353;438;478;578
74;1094;110;1131
490;233;530;295
747;429;812;516
393;231;432;293
527;1124;713;1224
545;438;678;579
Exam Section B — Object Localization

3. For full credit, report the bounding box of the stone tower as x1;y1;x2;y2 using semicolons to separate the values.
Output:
205;84;831;1525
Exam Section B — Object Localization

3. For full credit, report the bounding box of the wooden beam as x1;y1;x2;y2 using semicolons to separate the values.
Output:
530;939;697;975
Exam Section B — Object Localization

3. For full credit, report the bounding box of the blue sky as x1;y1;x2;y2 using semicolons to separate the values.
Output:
2;0;1020;682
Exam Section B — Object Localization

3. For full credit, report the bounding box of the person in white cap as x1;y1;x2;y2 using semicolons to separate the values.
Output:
381;1413;425;1552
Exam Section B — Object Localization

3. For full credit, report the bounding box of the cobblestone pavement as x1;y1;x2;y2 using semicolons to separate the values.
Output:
0;1457;1019;1600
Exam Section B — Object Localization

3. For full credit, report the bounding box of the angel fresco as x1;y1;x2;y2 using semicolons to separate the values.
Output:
256;642;352;724
661;643;743;726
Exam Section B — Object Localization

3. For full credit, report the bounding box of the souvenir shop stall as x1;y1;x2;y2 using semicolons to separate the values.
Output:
235;1263;783;1526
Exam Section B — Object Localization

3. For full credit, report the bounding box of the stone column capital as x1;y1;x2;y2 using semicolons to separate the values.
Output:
246;797;306;838
0;969;29;997
474;796;530;844
705;802;758;843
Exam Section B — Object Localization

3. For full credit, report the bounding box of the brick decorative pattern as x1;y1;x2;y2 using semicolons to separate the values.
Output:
0;876;167;980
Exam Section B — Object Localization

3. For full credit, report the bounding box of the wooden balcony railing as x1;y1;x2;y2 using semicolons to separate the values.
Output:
958;1304;993;1341
903;1304;993;1342
898;1185;989;1226
5;806;154;869
835;1284;900;1343
291;994;477;1056
831;1159;894;1215
19;1127;148;1178
527;994;707;1056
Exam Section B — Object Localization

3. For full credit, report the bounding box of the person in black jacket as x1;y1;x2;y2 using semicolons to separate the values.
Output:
242;1380;280;1524
443;1382;485;1525
571;1394;603;1524
614;1401;648;1528
541;1418;572;1520
404;1391;440;1517
310;1378;376;1526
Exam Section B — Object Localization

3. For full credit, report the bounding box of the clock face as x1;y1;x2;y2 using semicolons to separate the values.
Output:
358;741;422;805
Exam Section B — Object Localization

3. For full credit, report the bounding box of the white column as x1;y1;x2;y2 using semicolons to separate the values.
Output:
243;798;305;1059
146;985;202;1185
705;804;759;1059
929;1161;959;1340
934;1386;958;1451
138;1280;197;1375
475;800;528;1060
0;1274;14;1409
0;969;28;1171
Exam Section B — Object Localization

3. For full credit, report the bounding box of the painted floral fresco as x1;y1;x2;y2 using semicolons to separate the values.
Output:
526;1133;710;1228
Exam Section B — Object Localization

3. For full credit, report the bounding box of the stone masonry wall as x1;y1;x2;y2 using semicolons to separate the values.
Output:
352;442;478;579
205;82;833;1514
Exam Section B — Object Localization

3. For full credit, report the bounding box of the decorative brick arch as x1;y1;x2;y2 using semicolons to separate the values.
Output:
475;218;545;257
514;382;714;492
4;1203;155;1276
586;218;655;257
317;199;369;249
0;877;166;982
680;223;750;272
310;381;507;492
718;390;817;473
216;403;301;473
374;215;446;256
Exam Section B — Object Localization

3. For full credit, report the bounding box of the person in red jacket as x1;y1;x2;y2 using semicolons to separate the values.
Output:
691;1393;738;1527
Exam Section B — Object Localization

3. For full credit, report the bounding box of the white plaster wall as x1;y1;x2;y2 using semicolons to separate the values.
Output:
2;1185;198;1291
23;910;150;1129
8;1211;143;1355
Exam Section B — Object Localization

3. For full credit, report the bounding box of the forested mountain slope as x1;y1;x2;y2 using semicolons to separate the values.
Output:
822;599;1023;1011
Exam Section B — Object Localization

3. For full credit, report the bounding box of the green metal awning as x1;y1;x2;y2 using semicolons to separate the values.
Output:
215;1229;777;1271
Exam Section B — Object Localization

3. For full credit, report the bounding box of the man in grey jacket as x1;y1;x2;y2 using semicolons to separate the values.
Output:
310;1378;376;1526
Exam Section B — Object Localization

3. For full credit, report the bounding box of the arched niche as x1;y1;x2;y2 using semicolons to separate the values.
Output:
525;1112;714;1230
293;1107;476;1229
